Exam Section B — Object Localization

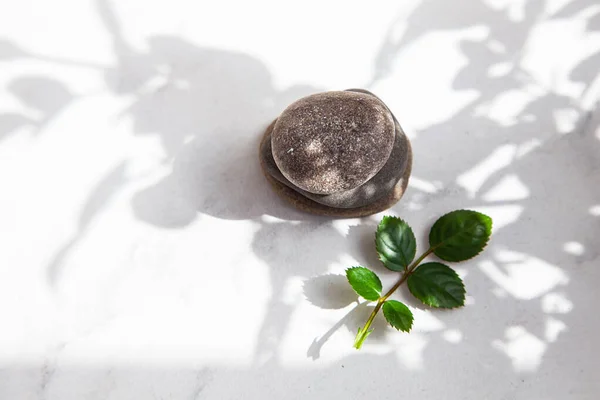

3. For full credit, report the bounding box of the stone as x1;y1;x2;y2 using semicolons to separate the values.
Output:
271;91;395;194
259;89;412;217
261;113;409;209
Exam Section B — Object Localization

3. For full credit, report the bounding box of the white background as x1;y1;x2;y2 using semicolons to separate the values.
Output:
1;0;599;398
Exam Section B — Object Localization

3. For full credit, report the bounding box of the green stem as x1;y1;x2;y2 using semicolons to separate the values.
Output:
354;246;436;349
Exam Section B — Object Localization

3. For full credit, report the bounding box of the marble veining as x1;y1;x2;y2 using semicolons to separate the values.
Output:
0;0;599;399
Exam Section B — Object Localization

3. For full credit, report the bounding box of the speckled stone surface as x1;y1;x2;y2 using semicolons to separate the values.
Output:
260;89;412;217
271;91;395;194
261;109;409;209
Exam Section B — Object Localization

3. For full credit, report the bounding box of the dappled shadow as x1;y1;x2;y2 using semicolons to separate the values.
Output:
46;163;128;282
302;0;600;376
356;0;600;380
0;76;73;141
305;301;390;360
95;0;317;225
303;274;358;310
37;0;322;285
1;0;599;397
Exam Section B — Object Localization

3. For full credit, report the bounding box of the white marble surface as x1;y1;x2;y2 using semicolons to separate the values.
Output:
1;0;599;398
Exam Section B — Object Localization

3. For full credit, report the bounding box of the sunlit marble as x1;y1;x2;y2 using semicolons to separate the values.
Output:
0;0;599;399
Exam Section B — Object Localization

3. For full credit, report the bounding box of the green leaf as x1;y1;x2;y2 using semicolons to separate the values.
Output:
345;267;382;301
382;300;413;332
407;262;465;308
376;216;417;271
429;210;492;262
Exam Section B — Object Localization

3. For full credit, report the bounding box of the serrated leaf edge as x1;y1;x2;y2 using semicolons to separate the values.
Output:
345;266;382;301
375;215;416;271
407;263;466;309
431;209;493;263
382;300;414;332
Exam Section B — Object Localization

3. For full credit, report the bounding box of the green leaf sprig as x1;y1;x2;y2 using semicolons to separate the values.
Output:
347;210;492;349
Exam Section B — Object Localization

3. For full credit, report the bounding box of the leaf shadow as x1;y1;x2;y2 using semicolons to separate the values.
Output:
303;274;358;310
306;301;389;360
345;222;384;273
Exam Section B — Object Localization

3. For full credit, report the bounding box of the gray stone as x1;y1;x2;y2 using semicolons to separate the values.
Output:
260;89;411;209
271;91;395;194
